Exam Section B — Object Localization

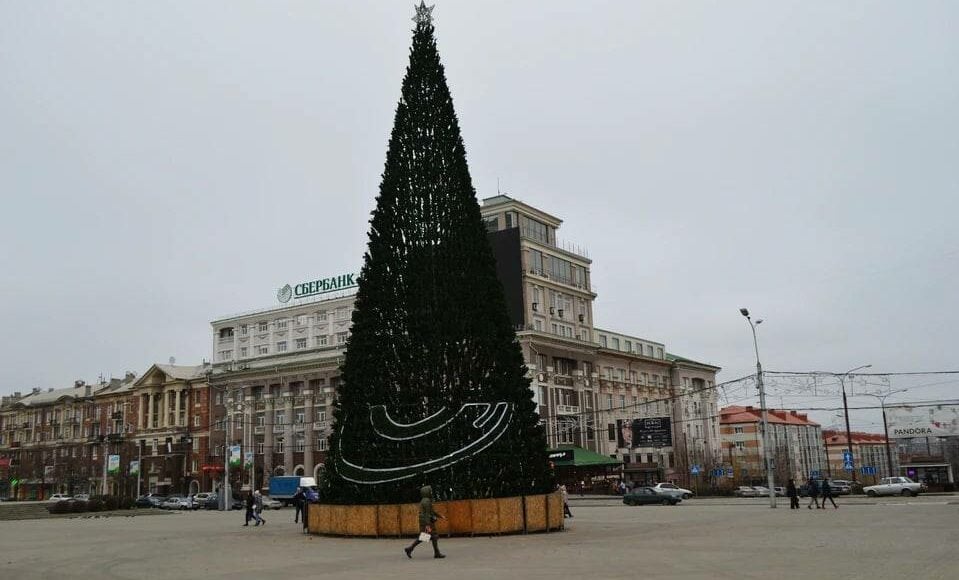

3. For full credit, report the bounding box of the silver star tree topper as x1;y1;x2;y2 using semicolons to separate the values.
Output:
412;1;435;26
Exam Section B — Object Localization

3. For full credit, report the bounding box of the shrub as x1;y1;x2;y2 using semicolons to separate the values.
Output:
87;499;104;512
944;483;955;493
118;496;134;510
101;496;119;511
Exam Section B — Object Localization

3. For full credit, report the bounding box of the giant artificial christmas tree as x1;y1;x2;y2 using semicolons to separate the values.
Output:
322;3;552;505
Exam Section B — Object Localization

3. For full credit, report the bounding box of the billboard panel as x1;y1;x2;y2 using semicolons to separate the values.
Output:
886;404;959;438
617;417;673;448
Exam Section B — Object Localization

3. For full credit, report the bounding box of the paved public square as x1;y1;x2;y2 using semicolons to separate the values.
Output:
1;496;956;580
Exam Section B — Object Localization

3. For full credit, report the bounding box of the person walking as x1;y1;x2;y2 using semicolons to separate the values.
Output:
243;491;254;526
253;489;266;526
560;484;573;518
821;478;838;509
786;479;799;510
293;487;305;524
404;485;446;559
806;477;821;510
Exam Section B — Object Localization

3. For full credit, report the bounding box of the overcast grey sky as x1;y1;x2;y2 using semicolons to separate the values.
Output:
2;1;957;431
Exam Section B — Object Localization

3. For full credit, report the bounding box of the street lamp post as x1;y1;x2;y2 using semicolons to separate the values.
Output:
836;365;871;483
739;308;776;508
859;389;906;478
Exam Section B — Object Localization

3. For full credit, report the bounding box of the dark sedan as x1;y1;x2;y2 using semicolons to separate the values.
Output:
623;487;681;506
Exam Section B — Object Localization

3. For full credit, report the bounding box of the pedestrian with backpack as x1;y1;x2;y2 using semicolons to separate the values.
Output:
806;477;821;510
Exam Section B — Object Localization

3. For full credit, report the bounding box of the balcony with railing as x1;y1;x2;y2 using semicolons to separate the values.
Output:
556;405;580;416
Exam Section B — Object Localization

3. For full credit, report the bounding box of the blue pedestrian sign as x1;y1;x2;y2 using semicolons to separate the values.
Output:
712;468;725;478
860;466;876;476
811;470;821;479
690;465;701;475
726;469;734;478
842;450;854;471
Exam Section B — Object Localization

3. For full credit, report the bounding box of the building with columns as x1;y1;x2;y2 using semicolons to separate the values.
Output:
209;195;722;491
209;294;354;490
130;364;214;496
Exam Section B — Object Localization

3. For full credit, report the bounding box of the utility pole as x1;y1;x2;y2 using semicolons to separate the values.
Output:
222;396;232;511
859;389;906;478
740;308;776;508
836;365;871;483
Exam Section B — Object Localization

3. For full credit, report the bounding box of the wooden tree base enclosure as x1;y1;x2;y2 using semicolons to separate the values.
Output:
307;491;564;537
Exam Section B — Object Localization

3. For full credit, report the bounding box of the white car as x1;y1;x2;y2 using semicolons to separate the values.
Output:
863;476;925;497
47;493;72;502
651;482;694;500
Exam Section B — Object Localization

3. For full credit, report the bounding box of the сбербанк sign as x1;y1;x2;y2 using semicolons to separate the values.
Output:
277;273;358;303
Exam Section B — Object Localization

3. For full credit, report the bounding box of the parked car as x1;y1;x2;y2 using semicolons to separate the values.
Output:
261;496;283;510
734;486;757;497
863;477;925;497
774;487;786;497
829;480;853;495
623;487;681;506
73;493;90;501
650;482;693;500
752;486;771;497
47;493;72;502
201;493;220;510
161;496;194;510
134;495;155;508
192;493;213;509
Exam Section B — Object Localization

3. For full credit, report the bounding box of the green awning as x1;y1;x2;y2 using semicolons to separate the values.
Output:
548;446;622;468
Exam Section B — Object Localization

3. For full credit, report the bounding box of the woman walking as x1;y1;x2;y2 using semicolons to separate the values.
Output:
253;489;266;526
404;485;446;559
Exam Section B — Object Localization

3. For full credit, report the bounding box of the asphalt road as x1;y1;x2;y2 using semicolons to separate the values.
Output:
1;496;955;580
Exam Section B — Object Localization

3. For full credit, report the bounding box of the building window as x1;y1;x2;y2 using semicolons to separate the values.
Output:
219;327;234;340
295;338;307;349
315;335;328;347
656;347;664;359
646;345;654;356
218;350;233;361
239;324;248;335
335;308;349;321
534;319;543;331
295;435;305;452
606;394;613;410
619;395;626;409
599;335;607;348
194;415;201;427
275;411;285;425
239;347;248;358
295;411;305;424
275;440;285;454
336;332;348;345
581;329;589;342
630;370;638;383
256;442;264;455
611;337;620;350
317;436;328;451
608;424;616;441
736;441;745;451
276;341;287;352
275;319;288;329
294;315;306;326
257;345;268;355
258;321;268;333
624;340;631;352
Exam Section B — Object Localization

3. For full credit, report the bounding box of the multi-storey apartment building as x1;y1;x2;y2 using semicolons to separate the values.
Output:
720;405;826;485
0;364;215;499
823;430;896;482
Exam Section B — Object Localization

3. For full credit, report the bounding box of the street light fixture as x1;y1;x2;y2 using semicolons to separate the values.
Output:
740;308;776;509
858;389;907;478
837;364;871;482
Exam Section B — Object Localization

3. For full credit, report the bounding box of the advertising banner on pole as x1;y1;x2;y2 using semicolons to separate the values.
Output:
244;451;254;469
129;460;140;476
886;404;959;438
229;445;242;468
107;454;120;476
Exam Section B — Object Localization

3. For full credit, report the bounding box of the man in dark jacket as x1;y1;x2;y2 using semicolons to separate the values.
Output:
821;479;838;509
293;487;305;524
243;491;255;526
786;479;800;509
404;485;445;559
806;477;821;510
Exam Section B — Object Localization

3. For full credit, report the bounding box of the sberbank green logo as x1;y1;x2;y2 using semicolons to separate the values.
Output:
278;273;358;303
